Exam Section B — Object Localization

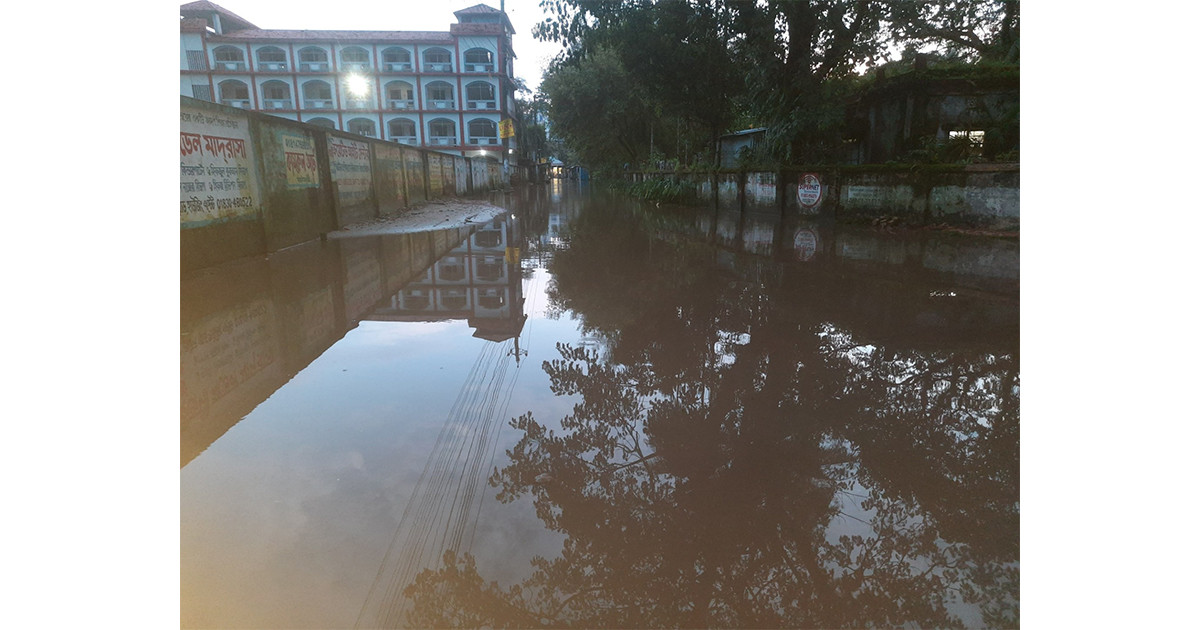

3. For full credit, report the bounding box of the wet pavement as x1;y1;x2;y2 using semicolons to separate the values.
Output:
181;180;1018;628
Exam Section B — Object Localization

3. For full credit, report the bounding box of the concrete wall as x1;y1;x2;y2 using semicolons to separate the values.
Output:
181;95;507;272
627;164;1018;231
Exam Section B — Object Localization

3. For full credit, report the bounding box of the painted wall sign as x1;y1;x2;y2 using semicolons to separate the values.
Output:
793;228;819;262
179;106;260;226
281;131;319;189
328;136;373;207
797;172;822;207
374;144;407;207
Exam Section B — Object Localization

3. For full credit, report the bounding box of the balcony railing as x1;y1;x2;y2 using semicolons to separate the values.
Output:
346;99;373;109
468;136;498;145
464;63;494;72
221;99;252;108
217;61;246;71
258;62;288;71
304;99;334;109
300;62;329;72
389;135;418;145
428;100;456;110
389;99;415;110
466;100;496;110
424;62;452;72
263;99;293;109
342;62;370;72
429;136;457;146
385;62;413;72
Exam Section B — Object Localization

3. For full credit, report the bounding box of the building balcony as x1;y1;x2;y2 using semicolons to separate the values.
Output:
342;62;371;73
388;99;415;110
385;62;413;72
217;61;247;72
300;62;330;72
345;99;373;109
263;99;293;110
222;99;252;108
390;135;418;145
466;100;496;110
258;62;288;72
468;136;498;145
429;136;458;146
427;100;456;110
464;63;494;72
303;99;334;109
424;62;453;72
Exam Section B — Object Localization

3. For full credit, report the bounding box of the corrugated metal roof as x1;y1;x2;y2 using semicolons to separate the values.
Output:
179;1;258;30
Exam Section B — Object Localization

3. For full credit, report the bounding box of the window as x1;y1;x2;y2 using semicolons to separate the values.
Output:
423;48;452;71
468;119;498;143
262;81;291;109
218;80;250;106
948;130;985;158
465;82;495;108
429;118;456;144
389;118;416;141
213;46;246;71
347;118;376;137
256;47;287;71
341;47;370;68
186;50;208;71
298;47;329;71
385;81;414;108
425;81;454;108
191;85;213;101
382;47;411;69
463;48;494;71
302;80;333;108
308;117;335;128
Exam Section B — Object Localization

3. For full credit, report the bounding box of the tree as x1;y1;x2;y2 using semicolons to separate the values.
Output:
888;0;1020;63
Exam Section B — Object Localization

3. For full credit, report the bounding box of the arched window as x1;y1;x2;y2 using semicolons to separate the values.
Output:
468;119;498;144
255;46;287;70
213;46;246;71
302;80;333;109
425;81;454;109
347;118;376;137
341;46;370;69
307;117;335;129
422;48;452;72
384;81;414;109
298;47;329;71
382;47;412;71
465;82;495;109
218;80;250;107
428;118;457;145
388;118;416;143
261;81;292;109
463;48;494;72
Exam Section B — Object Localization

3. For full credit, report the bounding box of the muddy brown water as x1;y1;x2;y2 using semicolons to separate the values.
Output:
181;180;1018;628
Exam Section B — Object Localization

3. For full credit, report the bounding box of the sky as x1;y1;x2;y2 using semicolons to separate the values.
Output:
205;0;564;91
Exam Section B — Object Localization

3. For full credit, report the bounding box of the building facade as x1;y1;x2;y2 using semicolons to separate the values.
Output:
179;1;518;163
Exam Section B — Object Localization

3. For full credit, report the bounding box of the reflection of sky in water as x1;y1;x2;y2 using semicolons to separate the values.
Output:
182;286;580;627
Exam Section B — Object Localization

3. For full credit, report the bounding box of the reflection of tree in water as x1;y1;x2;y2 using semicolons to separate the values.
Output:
402;205;1018;628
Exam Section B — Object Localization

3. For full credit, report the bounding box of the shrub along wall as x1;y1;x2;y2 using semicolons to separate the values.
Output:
180;96;508;272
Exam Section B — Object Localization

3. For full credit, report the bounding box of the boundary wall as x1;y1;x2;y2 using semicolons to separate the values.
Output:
626;164;1019;231
181;96;506;272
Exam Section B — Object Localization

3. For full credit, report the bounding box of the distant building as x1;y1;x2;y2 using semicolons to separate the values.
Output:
179;1;519;163
717;128;767;168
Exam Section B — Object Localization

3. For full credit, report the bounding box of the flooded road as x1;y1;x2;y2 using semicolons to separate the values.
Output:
181;181;1018;628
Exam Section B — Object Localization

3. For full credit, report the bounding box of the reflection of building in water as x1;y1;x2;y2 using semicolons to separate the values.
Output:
368;214;526;343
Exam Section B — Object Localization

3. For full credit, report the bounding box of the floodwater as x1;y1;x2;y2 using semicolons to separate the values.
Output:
181;180;1019;629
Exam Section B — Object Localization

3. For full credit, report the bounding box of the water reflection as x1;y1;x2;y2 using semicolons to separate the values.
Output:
181;186;1017;628
398;198;1018;628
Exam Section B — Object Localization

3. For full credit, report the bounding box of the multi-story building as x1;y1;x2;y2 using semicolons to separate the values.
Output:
179;1;518;163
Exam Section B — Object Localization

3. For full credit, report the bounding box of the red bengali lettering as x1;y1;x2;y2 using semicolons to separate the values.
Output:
180;132;203;157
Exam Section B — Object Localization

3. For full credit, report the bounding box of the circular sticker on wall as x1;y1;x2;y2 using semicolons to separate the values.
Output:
794;228;819;262
797;173;822;208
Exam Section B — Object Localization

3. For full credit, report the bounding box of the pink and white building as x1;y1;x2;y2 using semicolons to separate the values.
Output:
179;1;518;163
